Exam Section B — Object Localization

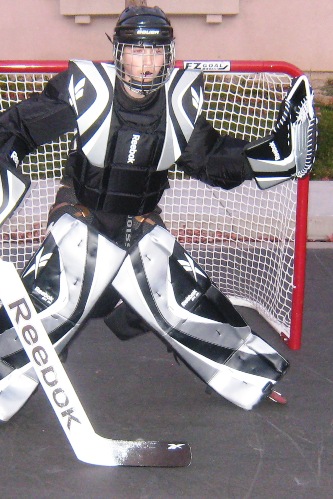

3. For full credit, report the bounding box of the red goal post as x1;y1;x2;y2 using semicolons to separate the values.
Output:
0;60;308;350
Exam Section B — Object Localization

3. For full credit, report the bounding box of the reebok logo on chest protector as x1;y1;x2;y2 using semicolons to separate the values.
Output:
127;134;141;164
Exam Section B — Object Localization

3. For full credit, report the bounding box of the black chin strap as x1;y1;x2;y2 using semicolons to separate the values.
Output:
125;77;154;96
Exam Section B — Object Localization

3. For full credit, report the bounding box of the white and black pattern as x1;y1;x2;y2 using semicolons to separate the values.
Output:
289;77;318;178
66;63;208;214
68;61;116;167
157;68;204;171
24;214;125;345
0;214;125;362
0;164;30;228
0;214;126;421
244;75;318;189
112;226;289;410
0;257;191;466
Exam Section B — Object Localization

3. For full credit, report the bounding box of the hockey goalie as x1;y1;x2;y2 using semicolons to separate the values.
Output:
0;6;317;428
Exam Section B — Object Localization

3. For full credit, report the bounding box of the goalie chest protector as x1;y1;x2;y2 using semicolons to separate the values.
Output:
66;60;204;215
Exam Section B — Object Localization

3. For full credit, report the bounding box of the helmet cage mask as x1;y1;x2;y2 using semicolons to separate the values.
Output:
113;40;175;96
111;6;175;96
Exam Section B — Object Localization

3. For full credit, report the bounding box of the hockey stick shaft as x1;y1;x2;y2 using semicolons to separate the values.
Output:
0;259;191;467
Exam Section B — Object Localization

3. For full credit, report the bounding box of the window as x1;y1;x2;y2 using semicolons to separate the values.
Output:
60;0;239;24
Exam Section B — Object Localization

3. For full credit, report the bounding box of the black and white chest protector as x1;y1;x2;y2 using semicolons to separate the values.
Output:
67;60;204;215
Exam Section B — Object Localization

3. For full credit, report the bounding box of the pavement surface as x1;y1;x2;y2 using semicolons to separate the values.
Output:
0;247;332;499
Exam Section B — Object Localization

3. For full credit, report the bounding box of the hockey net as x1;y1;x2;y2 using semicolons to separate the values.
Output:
0;60;308;349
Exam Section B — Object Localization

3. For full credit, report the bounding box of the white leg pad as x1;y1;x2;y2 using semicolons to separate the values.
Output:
112;225;289;410
0;214;126;421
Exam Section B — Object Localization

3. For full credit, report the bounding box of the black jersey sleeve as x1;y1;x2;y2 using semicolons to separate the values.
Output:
175;115;253;190
0;69;76;163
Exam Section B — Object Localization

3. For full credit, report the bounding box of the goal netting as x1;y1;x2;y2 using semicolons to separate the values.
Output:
0;60;308;349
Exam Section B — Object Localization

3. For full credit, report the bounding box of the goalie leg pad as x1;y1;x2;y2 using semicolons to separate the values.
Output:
112;225;289;410
0;213;126;421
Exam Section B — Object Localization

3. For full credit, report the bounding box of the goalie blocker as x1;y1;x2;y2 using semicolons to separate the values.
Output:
244;75;317;189
0;214;288;421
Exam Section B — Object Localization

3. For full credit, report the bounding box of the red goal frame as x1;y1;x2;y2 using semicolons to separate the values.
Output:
0;60;308;350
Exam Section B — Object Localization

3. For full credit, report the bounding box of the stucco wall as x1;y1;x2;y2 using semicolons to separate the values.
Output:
1;0;332;73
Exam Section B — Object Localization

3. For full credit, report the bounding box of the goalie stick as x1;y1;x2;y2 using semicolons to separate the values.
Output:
0;258;191;467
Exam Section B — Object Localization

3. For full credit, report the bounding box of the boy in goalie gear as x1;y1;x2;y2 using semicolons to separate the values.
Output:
0;6;317;421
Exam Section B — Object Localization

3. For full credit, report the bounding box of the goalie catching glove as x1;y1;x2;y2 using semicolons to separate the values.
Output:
244;75;318;189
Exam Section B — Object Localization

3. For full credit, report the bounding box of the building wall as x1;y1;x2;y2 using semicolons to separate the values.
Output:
1;0;332;73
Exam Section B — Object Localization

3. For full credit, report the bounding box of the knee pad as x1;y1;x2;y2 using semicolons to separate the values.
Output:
112;225;289;410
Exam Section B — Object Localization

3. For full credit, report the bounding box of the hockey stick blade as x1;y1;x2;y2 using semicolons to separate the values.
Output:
93;439;191;467
0;259;191;467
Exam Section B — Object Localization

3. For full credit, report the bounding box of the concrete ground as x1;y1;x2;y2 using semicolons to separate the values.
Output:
308;182;333;241
0;246;332;499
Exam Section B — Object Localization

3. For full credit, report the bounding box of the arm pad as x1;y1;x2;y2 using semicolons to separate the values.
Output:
0;162;30;227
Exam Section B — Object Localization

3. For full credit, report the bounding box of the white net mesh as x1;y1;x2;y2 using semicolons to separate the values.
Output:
161;72;299;338
0;66;304;341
